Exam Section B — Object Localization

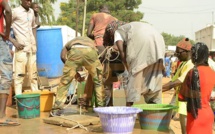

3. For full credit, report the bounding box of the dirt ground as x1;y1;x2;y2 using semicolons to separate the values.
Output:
1;77;215;134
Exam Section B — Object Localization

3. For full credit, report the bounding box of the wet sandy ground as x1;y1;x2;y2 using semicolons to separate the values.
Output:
1;106;173;134
1;77;215;134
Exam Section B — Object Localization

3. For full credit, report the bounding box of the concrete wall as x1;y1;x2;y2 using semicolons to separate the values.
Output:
195;25;215;51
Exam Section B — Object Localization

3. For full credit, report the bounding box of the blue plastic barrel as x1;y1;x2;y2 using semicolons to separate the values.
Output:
36;28;64;78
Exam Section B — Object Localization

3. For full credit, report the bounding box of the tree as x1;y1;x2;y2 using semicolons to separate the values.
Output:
9;0;57;25
56;0;143;35
162;32;195;46
38;0;57;25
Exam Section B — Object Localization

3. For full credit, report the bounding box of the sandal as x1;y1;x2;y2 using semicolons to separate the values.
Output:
0;119;20;126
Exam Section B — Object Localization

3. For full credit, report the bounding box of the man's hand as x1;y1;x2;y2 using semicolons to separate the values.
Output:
162;80;182;92
0;32;9;41
75;72;85;82
8;37;24;50
162;83;171;91
13;41;25;50
112;44;119;51
88;34;94;40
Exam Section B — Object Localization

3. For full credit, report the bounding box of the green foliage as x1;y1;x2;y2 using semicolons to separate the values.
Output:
9;0;57;25
112;10;143;22
34;0;57;25
56;0;143;34
87;0;141;11
162;32;195;46
57;0;85;32
28;0;58;25
9;0;20;8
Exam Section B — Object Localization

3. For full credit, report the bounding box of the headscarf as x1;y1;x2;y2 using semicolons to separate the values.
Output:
103;20;126;47
191;42;209;66
180;42;209;119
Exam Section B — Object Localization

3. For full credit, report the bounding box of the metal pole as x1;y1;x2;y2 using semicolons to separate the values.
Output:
76;0;79;37
82;0;87;36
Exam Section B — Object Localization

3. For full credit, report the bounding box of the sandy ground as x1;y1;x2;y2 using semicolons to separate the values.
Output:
1;77;214;134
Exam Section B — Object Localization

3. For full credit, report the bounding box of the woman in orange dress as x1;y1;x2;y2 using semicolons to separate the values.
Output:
179;42;215;134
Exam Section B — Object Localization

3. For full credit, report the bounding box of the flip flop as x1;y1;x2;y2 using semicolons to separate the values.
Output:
0;119;20;126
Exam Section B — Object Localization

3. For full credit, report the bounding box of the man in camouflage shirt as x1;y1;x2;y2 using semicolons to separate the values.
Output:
51;36;105;116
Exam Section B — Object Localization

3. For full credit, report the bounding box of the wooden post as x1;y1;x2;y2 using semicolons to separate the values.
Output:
82;0;87;36
76;0;79;37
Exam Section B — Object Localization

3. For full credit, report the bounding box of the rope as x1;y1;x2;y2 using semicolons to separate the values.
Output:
57;116;89;131
97;46;110;59
99;46;121;82
105;47;120;62
63;82;78;109
99;46;120;63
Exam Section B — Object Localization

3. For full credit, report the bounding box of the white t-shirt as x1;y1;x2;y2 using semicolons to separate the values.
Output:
114;30;124;43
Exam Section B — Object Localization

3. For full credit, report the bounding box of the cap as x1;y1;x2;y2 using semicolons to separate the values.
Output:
176;38;192;51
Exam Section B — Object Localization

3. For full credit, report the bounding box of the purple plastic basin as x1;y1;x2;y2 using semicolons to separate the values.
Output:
94;107;142;134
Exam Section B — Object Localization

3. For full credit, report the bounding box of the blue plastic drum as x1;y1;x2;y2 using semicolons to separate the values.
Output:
36;28;64;78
